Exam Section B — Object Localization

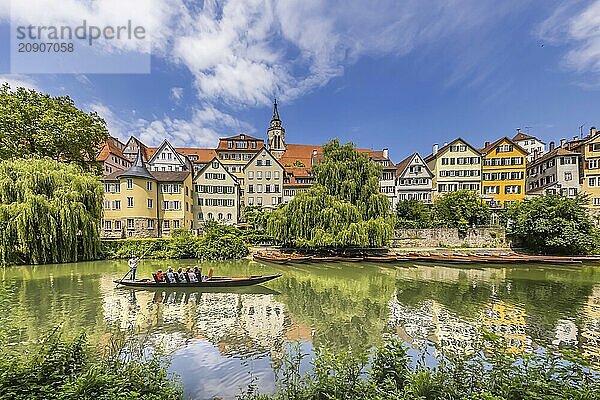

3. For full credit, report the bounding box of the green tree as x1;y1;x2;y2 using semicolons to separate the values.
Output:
267;140;393;248
395;199;432;228
0;158;103;265
506;194;599;255
0;84;108;166
433;190;490;230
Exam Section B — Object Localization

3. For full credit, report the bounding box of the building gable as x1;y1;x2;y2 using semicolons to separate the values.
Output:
195;157;238;184
147;140;189;171
243;147;284;172
397;153;433;179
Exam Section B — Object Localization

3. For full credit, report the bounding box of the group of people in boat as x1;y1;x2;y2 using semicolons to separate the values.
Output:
154;266;212;284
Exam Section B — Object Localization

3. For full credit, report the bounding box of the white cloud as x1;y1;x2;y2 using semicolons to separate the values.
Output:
87;101;129;139
537;0;600;74
0;74;39;90
170;87;184;101
133;105;255;148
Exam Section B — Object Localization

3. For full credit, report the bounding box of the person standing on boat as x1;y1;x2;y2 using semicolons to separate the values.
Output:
128;255;140;281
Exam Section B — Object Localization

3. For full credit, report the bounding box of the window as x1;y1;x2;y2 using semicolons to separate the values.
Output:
127;197;134;207
212;160;219;169
248;197;254;205
173;220;180;229
257;171;263;179
589;159;598;169
265;160;271;166
565;172;572;181
594;198;600;206
104;200;110;209
257;197;263;205
126;178;133;189
256;159;263;166
147;198;153;208
590;177;597;187
104;220;112;230
218;213;223;220
227;213;232;220
198;212;204;221
272;197;277;205
163;220;171;229
248;171;254;179
274;171;280;179
257;184;263;193
248;184;254;193
266;171;271;179
127;219;134;230
147;219;154;229
207;213;213;220
505;185;521;194
115;220;121;230
146;181;153;191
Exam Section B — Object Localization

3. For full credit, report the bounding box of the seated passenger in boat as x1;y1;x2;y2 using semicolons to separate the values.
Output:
177;267;186;282
194;266;202;281
165;268;175;283
187;267;198;282
156;270;164;282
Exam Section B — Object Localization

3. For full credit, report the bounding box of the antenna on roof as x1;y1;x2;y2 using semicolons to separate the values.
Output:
579;124;585;139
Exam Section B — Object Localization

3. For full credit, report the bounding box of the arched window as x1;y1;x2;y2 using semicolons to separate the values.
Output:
227;213;232;220
207;213;213;220
218;213;223;220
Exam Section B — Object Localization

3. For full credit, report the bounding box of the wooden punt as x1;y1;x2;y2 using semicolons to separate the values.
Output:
364;255;398;263
253;253;291;264
288;255;314;263
114;274;282;288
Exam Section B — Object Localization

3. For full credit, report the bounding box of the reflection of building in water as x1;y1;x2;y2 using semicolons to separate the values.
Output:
100;279;289;362
387;297;434;349
552;319;578;348
431;302;480;355
387;296;480;355
581;286;600;363
482;301;530;354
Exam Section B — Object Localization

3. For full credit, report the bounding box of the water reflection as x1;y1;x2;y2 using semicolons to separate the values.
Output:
2;260;600;398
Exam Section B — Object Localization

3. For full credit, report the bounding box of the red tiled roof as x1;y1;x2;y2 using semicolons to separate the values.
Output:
96;137;127;161
145;147;216;164
395;153;415;177
513;132;535;141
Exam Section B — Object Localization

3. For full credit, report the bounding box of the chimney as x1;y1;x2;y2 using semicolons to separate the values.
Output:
560;138;566;148
592;126;597;136
382;148;389;159
433;143;439;155
549;141;555;151
484;141;490;148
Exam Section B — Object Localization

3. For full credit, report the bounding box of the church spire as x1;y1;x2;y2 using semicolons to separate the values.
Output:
272;97;280;121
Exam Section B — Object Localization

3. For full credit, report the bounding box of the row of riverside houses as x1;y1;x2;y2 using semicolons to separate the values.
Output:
97;100;396;238
96;99;599;238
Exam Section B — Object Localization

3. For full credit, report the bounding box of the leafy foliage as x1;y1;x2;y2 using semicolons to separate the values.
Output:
0;84;108;167
0;333;183;400
506;194;599;255
0;158;103;266
100;222;248;260
267;140;394;248
242;205;275;244
395;199;432;228
238;336;600;400
433;190;490;231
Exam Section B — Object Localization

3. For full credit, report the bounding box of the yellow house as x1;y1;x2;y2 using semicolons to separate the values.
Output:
424;138;482;198
579;128;600;214
480;137;526;208
101;150;193;238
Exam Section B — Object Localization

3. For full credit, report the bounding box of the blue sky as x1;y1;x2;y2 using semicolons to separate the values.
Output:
1;0;600;162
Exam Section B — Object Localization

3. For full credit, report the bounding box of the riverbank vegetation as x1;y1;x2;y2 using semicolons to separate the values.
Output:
396;190;490;231
507;194;600;255
0;158;104;266
240;335;599;400
100;223;249;260
267;140;394;248
0;332;183;400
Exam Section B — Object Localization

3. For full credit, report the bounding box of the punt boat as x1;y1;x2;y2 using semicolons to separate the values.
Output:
114;274;282;288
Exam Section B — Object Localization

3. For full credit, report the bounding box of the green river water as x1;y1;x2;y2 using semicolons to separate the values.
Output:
1;259;600;399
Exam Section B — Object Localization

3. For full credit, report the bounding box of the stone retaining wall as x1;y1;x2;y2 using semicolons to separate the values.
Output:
392;228;507;248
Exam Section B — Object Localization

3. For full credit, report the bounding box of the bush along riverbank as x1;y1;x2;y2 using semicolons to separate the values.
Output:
239;334;599;400
0;332;183;400
100;224;249;261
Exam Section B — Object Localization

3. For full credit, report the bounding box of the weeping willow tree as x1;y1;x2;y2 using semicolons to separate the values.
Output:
267;140;394;248
0;158;103;266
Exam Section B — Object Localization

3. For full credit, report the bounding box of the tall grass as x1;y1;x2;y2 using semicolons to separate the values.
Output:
238;333;599;400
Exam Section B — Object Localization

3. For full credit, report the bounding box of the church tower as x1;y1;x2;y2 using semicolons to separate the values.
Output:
267;98;286;159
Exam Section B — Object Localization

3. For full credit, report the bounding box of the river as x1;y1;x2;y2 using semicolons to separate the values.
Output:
1;259;599;399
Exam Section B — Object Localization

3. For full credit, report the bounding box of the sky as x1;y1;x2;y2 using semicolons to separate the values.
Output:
1;0;600;162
